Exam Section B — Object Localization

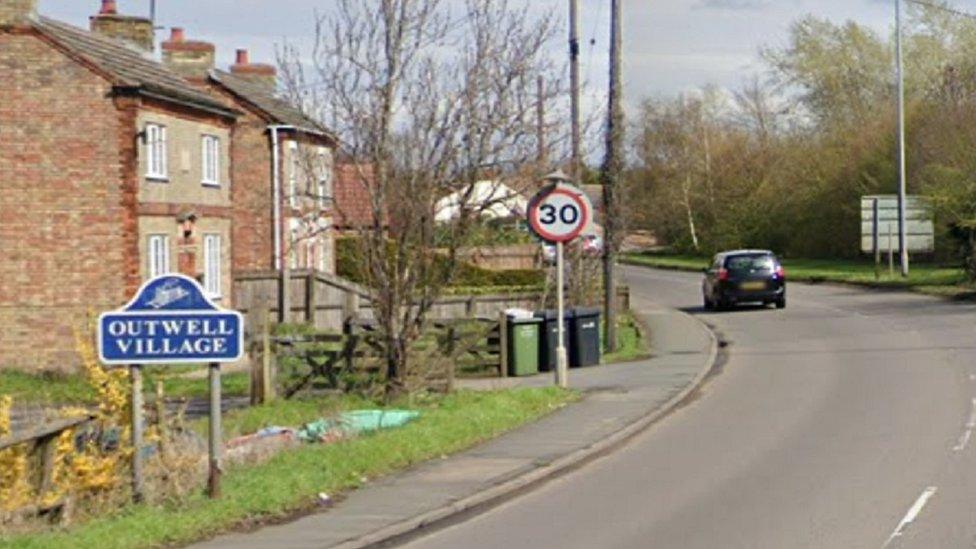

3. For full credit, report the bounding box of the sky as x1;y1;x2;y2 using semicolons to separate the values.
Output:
35;0;976;109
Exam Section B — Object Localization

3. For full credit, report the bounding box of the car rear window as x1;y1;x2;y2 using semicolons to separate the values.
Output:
725;254;776;272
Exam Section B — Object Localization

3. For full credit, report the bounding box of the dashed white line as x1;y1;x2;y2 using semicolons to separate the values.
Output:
954;399;976;452
883;487;938;547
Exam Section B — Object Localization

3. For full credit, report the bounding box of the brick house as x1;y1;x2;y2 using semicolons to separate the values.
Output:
153;26;339;275
0;0;239;371
207;50;338;274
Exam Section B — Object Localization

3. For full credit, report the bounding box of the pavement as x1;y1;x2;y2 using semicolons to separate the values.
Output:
190;291;718;549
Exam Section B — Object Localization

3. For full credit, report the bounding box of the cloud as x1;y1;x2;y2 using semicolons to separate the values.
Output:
693;0;771;10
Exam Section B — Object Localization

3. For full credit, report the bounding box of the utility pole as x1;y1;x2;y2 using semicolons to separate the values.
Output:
569;0;581;179
895;0;909;276
568;0;585;307
602;0;622;353
537;75;547;167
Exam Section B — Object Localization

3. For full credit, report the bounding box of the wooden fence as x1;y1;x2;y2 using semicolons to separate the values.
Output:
457;244;541;271
261;318;503;399
233;269;546;337
0;414;95;525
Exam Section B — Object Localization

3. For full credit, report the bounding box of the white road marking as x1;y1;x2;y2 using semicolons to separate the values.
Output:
883;487;938;547
954;399;976;452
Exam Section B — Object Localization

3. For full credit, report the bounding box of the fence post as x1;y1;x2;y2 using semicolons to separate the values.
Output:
446;326;457;393
305;272;316;325
343;291;360;323
498;311;509;378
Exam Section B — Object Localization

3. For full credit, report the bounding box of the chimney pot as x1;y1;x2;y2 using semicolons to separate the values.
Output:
236;49;249;66
171;27;185;42
99;0;117;15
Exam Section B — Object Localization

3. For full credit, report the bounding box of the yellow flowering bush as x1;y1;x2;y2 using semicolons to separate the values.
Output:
0;395;34;514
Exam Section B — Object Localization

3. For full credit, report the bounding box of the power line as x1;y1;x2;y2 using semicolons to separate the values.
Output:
907;0;976;20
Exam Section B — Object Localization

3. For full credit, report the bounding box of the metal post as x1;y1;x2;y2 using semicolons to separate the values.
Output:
556;241;568;388
888;222;895;277
129;364;144;503
895;0;909;277
873;198;880;280
208;362;222;499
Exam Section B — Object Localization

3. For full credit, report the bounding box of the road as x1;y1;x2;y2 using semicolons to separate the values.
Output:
400;266;976;548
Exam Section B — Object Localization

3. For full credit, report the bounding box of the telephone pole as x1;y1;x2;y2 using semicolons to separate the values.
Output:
602;0;622;352
569;0;581;180
537;75;547;167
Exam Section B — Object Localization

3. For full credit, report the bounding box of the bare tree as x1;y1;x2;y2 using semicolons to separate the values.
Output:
279;0;564;397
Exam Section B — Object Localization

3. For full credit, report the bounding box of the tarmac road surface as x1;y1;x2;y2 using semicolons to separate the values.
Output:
401;266;976;548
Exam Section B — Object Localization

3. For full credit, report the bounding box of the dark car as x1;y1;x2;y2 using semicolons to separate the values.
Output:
702;250;786;310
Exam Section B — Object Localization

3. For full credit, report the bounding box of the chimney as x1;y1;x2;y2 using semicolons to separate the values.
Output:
90;0;154;53
162;27;216;82
0;0;37;27
230;49;278;91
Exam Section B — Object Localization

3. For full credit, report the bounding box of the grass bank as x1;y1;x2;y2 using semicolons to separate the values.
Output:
3;387;577;549
621;253;973;298
1;367;251;406
603;312;651;364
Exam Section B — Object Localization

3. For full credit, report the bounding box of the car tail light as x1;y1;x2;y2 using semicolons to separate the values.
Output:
775;265;785;279
718;268;729;281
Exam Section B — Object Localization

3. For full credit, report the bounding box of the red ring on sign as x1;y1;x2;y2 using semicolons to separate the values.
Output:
528;187;590;243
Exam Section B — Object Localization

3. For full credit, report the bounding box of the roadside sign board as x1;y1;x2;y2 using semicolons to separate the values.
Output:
860;195;934;253
528;184;592;243
98;274;244;365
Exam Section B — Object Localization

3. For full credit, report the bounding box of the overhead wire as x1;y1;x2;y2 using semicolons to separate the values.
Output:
906;0;976;20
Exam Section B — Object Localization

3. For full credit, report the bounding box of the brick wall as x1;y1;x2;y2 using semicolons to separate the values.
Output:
213;91;275;273
0;30;129;371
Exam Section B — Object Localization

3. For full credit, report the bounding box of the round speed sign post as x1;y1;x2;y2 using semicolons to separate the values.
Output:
528;171;592;388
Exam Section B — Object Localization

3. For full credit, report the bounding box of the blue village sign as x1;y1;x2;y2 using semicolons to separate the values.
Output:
98;274;244;365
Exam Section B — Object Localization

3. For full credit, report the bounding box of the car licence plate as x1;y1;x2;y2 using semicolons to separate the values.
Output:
740;281;766;291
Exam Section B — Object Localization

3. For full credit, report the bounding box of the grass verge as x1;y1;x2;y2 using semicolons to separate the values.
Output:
2;387;577;549
621;252;973;297
1;368;251;406
602;312;651;364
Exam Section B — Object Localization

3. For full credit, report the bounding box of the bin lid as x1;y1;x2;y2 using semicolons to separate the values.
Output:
505;308;535;320
509;316;542;325
571;307;602;318
533;309;570;320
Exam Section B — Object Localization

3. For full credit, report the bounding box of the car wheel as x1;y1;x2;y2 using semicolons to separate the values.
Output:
775;297;786;309
703;295;713;310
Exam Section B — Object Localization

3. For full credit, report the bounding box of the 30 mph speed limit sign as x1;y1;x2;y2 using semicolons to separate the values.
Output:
528;186;591;243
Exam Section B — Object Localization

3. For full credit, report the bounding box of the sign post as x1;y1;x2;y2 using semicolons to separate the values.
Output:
528;171;591;389
98;274;243;501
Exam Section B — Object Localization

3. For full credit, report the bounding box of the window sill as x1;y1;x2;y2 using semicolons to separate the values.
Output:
146;175;170;183
202;181;221;188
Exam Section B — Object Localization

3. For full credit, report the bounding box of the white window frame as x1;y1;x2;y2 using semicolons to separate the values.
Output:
147;234;170;278
317;147;332;210
146;124;168;180
203;233;222;299
201;135;220;187
288;141;299;209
